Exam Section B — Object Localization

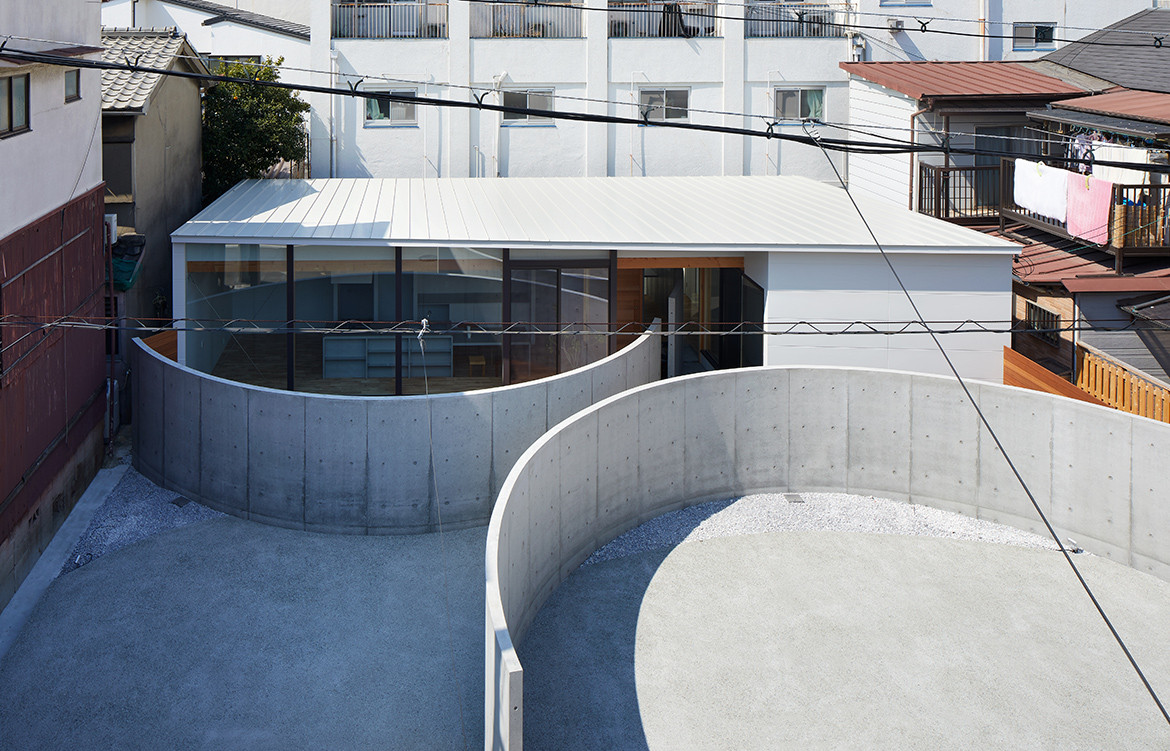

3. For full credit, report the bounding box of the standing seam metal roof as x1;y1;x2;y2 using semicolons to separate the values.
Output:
1052;88;1170;127
839;61;1086;101
171;176;1017;252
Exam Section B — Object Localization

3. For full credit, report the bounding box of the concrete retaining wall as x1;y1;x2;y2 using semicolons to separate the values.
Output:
485;366;1170;750
132;326;660;534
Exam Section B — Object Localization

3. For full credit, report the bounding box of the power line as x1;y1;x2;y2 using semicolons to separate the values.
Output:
803;119;1170;728
7;43;1170;174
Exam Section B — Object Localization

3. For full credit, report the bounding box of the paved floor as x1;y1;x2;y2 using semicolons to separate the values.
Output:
520;530;1170;750
0;517;484;751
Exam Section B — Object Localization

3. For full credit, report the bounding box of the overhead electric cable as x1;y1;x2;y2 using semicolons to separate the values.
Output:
803;120;1170;728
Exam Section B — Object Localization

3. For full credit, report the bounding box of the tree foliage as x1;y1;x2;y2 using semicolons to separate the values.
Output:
201;57;310;204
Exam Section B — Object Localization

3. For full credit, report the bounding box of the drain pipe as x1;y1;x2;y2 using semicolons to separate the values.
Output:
907;103;930;210
978;0;989;61
493;71;507;178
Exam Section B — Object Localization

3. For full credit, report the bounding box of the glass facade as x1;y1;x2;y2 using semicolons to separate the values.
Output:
185;244;610;395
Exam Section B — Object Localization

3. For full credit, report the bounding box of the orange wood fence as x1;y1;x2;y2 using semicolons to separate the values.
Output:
1003;346;1106;407
1075;342;1170;423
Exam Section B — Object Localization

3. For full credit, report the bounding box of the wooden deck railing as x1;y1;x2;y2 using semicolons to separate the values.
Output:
917;163;1001;224
1000;158;1170;260
1075;341;1170;423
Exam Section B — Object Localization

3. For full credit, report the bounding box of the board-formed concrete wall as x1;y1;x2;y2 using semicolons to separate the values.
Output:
485;366;1170;750
132;326;659;534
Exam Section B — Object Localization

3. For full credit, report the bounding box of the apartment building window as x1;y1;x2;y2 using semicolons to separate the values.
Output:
365;88;417;126
879;1;932;5
775;87;824;121
1024;300;1060;346
639;88;688;122
1013;23;1056;51
64;69;81;102
1;73;31;136
502;89;554;124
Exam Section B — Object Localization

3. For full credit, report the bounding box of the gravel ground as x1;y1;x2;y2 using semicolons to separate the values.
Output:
584;492;1060;566
59;467;224;576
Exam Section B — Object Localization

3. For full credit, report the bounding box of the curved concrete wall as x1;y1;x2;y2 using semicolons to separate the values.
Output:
131;326;659;534
485;366;1170;750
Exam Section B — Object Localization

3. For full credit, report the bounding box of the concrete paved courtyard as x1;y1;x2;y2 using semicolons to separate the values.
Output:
0;516;484;750
520;529;1170;750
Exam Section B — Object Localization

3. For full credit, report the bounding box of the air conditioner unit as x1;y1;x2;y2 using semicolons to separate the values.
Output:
887;17;905;33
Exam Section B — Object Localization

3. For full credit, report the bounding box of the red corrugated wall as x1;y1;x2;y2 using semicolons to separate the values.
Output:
0;184;107;544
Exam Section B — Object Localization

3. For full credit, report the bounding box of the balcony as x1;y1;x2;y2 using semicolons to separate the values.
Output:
332;2;448;39
608;1;720;38
916;163;1001;225
1000;158;1170;268
471;1;583;37
745;2;847;38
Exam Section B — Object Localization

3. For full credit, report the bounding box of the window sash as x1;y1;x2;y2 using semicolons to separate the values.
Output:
1014;23;1054;50
503;89;554;123
640;88;688;121
65;69;80;102
12;75;28;130
1;79;9;132
365;89;417;124
775;88;824;121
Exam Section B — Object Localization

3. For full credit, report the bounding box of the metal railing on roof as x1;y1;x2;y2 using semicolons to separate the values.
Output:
332;2;449;39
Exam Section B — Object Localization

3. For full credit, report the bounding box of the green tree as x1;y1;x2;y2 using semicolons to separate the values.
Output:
202;57;310;204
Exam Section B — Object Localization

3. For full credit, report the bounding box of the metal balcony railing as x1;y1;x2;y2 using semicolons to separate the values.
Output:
608;1;720;38
745;2;847;38
470;1;583;37
916;163;1001;225
332;2;449;39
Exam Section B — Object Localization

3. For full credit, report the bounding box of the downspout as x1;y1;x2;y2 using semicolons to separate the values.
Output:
329;49;337;178
492;72;507;178
908;103;930;211
978;0;989;61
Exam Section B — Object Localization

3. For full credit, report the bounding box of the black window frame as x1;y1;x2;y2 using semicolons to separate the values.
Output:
64;68;81;103
1024;299;1060;346
1;73;31;137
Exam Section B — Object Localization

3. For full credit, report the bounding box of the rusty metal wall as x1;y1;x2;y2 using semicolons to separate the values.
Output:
0;185;107;544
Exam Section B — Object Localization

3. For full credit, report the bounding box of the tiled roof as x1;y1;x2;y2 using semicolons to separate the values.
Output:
1003;224;1170;291
160;0;310;40
101;28;206;113
839;61;1087;101
1043;9;1170;95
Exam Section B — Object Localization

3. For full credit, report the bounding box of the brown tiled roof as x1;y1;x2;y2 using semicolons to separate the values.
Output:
1052;88;1170;127
839;61;1087;101
1003;224;1170;292
101;28;208;114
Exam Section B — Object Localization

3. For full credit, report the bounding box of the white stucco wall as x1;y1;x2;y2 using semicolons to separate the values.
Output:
101;0;310;86
856;0;1155;62
758;250;1012;383
0;0;103;239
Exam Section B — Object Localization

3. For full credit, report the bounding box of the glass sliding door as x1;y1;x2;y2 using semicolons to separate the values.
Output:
507;262;611;384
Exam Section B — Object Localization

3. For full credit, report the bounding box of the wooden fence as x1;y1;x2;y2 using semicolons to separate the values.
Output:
1003;346;1105;406
1075;342;1170;423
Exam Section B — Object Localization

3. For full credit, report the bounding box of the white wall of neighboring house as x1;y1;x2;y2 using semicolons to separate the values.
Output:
756;250;1012;383
100;0;310;85
224;0;311;27
840;77;916;209
0;0;103;239
857;0;1155;62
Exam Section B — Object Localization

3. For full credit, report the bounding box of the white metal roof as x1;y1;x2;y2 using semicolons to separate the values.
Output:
172;176;1017;253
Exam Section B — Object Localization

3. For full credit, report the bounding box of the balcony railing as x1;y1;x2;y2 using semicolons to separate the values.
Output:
745;2;847;38
1000;158;1170;263
332;2;448;39
1076;341;1170;423
470;1;582;37
916;163;1001;225
608;1;720;38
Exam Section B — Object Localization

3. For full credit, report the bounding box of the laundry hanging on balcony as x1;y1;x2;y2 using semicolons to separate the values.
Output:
660;3;696;37
1065;174;1113;246
1092;144;1152;186
1013;159;1069;223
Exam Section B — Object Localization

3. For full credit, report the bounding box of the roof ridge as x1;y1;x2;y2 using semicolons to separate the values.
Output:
156;0;310;39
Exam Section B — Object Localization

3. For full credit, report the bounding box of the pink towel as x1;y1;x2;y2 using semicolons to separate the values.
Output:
1066;174;1113;245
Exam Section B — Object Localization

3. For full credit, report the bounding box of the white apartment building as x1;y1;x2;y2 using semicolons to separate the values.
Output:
306;0;1157;181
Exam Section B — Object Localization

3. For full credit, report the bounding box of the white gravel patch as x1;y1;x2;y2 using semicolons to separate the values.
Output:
584;492;1061;566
